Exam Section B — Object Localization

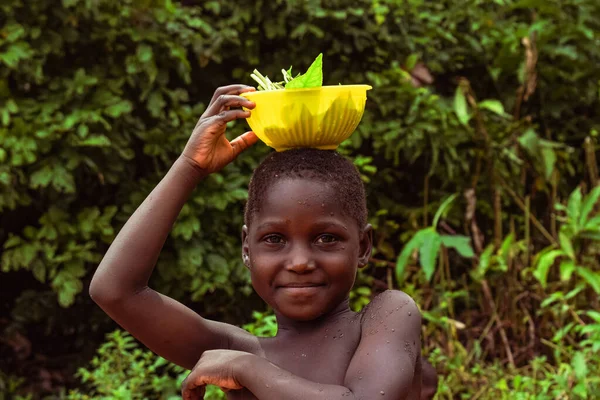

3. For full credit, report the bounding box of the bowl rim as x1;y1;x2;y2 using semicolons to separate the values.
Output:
241;84;373;98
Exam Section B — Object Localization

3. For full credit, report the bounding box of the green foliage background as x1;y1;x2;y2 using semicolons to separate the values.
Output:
1;0;599;398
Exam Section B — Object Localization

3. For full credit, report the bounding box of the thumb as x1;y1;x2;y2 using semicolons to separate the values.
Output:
230;131;259;158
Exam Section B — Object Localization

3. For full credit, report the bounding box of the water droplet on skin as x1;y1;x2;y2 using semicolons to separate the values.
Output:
392;329;395;332
340;333;344;338
380;391;385;395
301;353;307;357
396;308;399;311
266;384;271;388
387;341;390;343
358;376;362;380
408;311;412;316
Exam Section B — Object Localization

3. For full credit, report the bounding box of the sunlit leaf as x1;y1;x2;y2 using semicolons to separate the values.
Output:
576;266;600;294
533;249;564;288
454;86;470;126
579;185;600;226
419;228;442;281
440;235;475;258
396;229;428;283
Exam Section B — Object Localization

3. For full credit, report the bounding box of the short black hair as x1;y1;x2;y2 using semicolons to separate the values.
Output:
245;148;367;228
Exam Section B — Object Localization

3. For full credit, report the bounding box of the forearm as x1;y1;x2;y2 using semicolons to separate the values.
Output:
236;356;356;400
90;156;206;301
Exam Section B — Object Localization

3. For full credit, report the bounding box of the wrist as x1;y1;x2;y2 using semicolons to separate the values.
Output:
234;353;262;387
175;155;209;185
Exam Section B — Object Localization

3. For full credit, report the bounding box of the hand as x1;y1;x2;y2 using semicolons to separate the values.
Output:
181;85;258;175
181;349;253;400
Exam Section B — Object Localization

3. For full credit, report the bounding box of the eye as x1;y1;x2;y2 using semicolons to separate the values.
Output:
263;234;285;244
316;234;338;244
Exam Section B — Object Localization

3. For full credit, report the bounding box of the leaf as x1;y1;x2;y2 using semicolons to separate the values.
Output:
478;99;509;118
30;165;53;188
567;187;583;228
584;215;600;230
500;233;515;265
533;249;564;288
419;228;442;281
136;44;154;63
572;352;588;380
540;147;556;181
396;229;428;283
78;135;112;147
558;231;575;260
432;194;458;227
440;235;475;258
454;86;470;126
517;128;539;154
474;244;495;280
105;100;133;118
285;53;323;89
579;185;600;227
576;267;600;294
559;260;575;282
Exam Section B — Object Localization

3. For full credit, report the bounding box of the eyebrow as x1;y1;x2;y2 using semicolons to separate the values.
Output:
254;219;347;232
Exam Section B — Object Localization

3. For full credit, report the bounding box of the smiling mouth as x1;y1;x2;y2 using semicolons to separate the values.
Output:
278;283;326;288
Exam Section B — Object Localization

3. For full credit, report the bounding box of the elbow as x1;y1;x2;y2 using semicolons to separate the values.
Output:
88;273;127;307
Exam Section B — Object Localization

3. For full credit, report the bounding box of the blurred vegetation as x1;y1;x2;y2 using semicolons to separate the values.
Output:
1;0;599;398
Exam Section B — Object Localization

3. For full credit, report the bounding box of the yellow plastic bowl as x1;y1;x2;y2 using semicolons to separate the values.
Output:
241;85;372;151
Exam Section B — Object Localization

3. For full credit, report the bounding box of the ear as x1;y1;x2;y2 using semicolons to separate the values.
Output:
241;225;250;269
358;223;373;268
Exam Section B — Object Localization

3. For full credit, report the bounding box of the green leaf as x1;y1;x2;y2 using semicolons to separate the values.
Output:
30;165;53;188
454;86;470;126
285;53;323;89
579;185;600;227
540;147;556;181
559;260;575;282
558;231;575;260
78;135;112;147
419;228;442;281
105;100;133;118
440;235;474;258
567;187;583;228
396;229;428;283
518;128;539;154
136;44;154;63
533;249;564;288
432;194;458;227
478;99;509;118
584;215;600;230
576;267;600;294
500;233;515;265
474;244;494;280
572;352;588;380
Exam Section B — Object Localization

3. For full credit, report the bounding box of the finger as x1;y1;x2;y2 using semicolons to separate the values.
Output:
207;110;251;131
182;386;205;400
230;131;258;158
204;95;255;117
209;85;256;105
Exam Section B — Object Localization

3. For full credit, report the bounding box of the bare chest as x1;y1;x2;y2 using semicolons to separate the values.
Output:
227;319;362;400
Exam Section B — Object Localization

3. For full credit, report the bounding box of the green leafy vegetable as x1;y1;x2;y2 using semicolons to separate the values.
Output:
250;53;324;91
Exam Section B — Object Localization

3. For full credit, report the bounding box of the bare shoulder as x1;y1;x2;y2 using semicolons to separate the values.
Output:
344;290;423;398
359;289;422;330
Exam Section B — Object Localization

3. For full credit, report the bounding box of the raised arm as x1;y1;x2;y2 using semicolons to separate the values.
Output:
89;85;258;370
181;290;422;399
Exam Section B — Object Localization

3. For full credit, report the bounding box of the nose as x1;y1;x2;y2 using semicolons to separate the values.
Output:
285;244;316;273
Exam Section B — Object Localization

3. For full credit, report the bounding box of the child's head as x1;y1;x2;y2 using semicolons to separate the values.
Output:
242;148;372;322
244;148;367;229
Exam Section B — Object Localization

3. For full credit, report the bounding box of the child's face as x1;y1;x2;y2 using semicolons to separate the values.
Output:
243;178;372;322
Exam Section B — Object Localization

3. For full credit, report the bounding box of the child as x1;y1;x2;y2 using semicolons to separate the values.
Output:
90;85;436;400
